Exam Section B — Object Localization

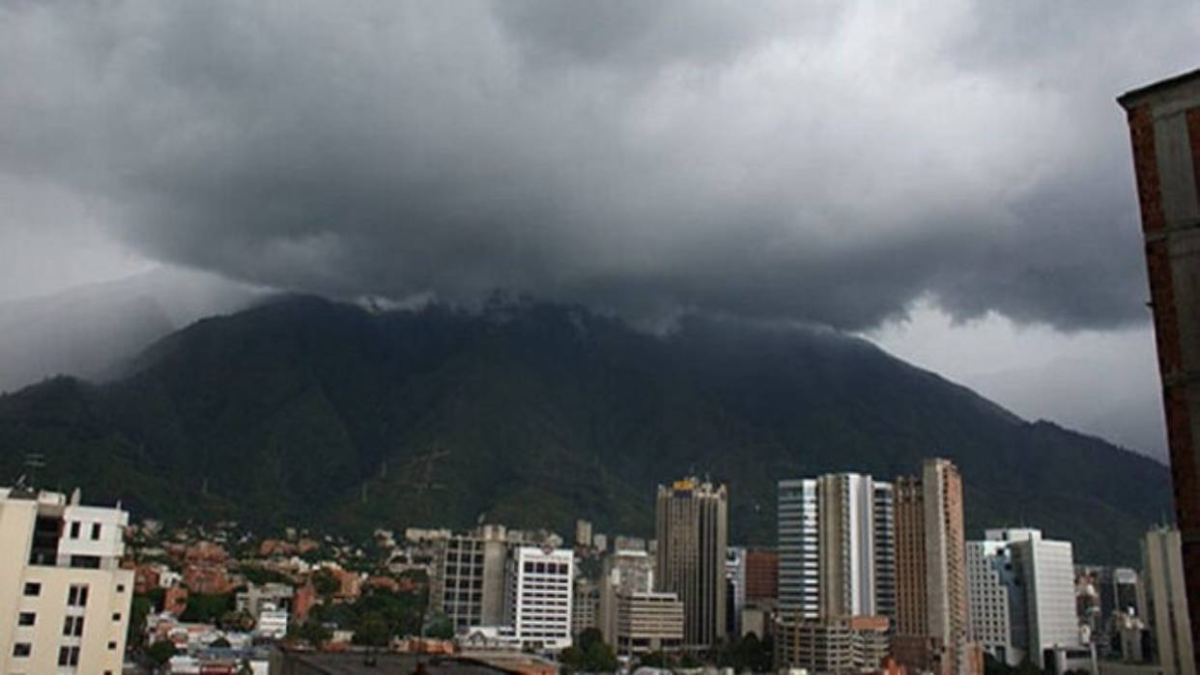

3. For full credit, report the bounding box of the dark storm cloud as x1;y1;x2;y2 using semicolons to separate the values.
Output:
1;0;1197;330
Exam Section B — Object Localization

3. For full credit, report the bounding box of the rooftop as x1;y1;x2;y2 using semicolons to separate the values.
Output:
1118;67;1200;109
280;651;520;675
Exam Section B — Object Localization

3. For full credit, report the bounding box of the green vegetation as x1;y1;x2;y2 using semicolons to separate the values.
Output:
127;594;153;649
289;620;332;646
984;654;1048;675
307;587;426;643
424;611;455;640
712;633;774;672
0;296;1172;563
146;640;177;666
239;565;293;586
312;569;340;598
180;593;234;625
560;629;619;673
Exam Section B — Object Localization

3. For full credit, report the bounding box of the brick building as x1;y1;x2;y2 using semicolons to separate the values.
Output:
1119;68;1200;675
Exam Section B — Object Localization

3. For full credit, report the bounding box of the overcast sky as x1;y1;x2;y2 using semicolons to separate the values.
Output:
2;0;1196;459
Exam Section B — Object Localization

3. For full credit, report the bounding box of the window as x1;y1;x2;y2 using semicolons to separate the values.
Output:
12;642;31;657
70;521;81;539
58;645;80;666
91;523;102;540
23;582;41;596
112;612;122;621
18;612;35;626
108;641;117;650
63;615;85;637
116;584;125;593
70;555;101;569
67;584;89;607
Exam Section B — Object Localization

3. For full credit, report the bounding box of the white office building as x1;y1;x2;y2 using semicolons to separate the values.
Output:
505;547;574;652
967;539;1022;665
966;529;1081;669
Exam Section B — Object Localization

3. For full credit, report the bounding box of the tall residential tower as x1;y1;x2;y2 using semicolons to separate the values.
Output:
894;458;980;675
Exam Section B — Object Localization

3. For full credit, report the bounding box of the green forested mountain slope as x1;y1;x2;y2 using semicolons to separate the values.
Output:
0;295;1171;563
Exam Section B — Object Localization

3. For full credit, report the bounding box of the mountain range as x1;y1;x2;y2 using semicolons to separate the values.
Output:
0;294;1171;563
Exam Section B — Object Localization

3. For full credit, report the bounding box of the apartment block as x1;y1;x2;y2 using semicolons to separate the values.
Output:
775;616;891;674
894;459;980;675
431;524;510;632
1144;527;1195;675
0;486;134;675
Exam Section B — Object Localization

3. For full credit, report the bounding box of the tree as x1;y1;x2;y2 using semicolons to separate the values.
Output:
425;611;455;639
290;620;332;646
127;595;153;649
312;569;340;598
180;593;234;624
354;612;391;647
146;640;176;666
561;629;619;673
585;640;619;673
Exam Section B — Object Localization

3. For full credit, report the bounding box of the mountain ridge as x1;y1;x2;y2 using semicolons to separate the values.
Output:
0;294;1171;564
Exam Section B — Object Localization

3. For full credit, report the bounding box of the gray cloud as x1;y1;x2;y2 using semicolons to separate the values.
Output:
1;0;1197;330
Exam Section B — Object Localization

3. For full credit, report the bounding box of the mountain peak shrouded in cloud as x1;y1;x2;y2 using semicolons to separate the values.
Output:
3;1;1198;332
0;268;262;394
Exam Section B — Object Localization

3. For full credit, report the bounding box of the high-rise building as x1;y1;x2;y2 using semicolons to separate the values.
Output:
967;537;1022;666
1076;564;1142;655
573;577;599;636
744;548;780;604
505;547;575;652
1119;69;1200;675
1008;530;1081;667
0;486;134;675
894;459;979;675
1143;527;1196;675
727;547;746;636
779;479;820;619
576;520;593;550
967;529;1080;668
431;524;510;632
777;473;895;621
655;477;728;648
600;550;656;647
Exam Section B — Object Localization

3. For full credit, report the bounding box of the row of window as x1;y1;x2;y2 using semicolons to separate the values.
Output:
67;521;104;541
10;641;119;664
22;581;125;600
522;562;569;575
14;610;124;631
